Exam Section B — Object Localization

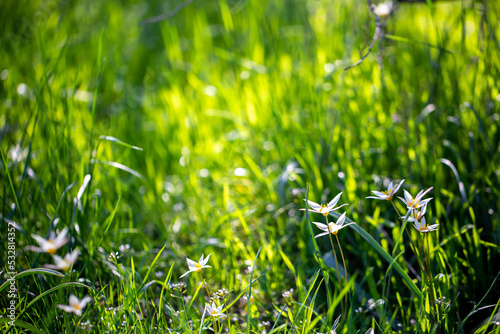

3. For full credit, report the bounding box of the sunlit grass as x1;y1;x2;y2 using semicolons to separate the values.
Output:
1;0;499;332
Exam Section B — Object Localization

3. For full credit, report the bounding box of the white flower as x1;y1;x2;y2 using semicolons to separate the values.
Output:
312;212;354;238
366;179;404;201
57;294;92;316
31;228;69;255
407;203;428;223
373;1;393;17
179;254;211;278
398;188;433;211
301;192;348;217
52;249;80;271
205;301;226;318
412;217;439;233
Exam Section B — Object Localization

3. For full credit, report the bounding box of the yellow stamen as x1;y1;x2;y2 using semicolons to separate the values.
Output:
195;263;202;272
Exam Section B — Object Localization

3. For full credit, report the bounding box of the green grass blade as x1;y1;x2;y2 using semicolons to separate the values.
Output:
346;221;422;301
0;268;64;293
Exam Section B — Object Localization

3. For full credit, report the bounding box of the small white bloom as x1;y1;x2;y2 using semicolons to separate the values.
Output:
366;179;404;201
398;187;433;211
205;301;226;318
301;192;348;217
179;254;211;278
31;228;69;255
52;249;80;271
312;212;354;238
373;1;393;17
413;217;439;233
57;294;92;316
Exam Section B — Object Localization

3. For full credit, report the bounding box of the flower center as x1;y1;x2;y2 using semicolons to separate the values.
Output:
45;241;57;255
419;224;428;232
320;204;329;216
195;263;202;272
59;260;71;271
408;198;420;208
71;303;82;310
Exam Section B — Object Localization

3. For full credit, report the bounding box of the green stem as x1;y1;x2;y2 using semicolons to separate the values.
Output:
199;272;217;334
335;234;348;321
326;216;344;321
391;200;425;272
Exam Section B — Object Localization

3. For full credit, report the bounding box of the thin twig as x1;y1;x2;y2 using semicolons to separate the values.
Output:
344;0;382;71
139;0;194;25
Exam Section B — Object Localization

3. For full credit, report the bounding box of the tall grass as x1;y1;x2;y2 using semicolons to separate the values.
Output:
1;0;499;332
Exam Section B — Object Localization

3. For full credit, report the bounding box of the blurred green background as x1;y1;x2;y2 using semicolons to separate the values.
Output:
1;0;499;332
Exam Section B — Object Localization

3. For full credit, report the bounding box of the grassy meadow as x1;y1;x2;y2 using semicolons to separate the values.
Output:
1;0;500;332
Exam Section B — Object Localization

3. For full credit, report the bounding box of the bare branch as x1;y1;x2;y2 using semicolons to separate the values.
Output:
139;0;194;25
344;0;382;71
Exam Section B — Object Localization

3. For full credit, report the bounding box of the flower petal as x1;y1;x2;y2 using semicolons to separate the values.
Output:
336;212;347;226
327;192;343;210
201;253;211;266
315;232;329;238
304;199;321;211
79;296;93;308
31;234;48;247
179;270;193;278
312;222;328;232
69;294;80;307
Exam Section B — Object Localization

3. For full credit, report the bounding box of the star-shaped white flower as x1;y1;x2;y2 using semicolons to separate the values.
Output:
398;187;433;211
301;192;348;217
179;254;211;278
31;228;69;255
52;249;80;271
205;301;226;318
412;217;439;233
366;179;404;201
57;294;92;316
312;212;354;238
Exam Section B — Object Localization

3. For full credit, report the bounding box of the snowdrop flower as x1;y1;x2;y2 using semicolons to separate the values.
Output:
179;254;211;278
301;192;348;217
373;1;393;17
366;179;404;201
205;301;226;318
31;228;69;254
57;294;92;316
398;187;433;211
312;212;354;238
52;249;80;271
412;217;439;233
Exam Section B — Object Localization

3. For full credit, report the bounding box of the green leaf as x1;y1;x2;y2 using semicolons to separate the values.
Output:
0;268;64;294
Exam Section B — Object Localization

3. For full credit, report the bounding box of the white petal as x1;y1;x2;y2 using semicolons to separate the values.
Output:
312;222;328;232
179;270;193;278
420;203;427;216
57;305;76;313
403;190;413;203
387;181;394;191
54;228;69;247
201;253;211;266
371;191;388;198
66;249;80;263
186;258;197;267
69;295;80;306
305;199;321;211
394;179;405;193
336;212;347;226
79;296;92;308
327;192;343;210
31;234;48;247
397;196;407;206
330;203;349;211
315;232;329;238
